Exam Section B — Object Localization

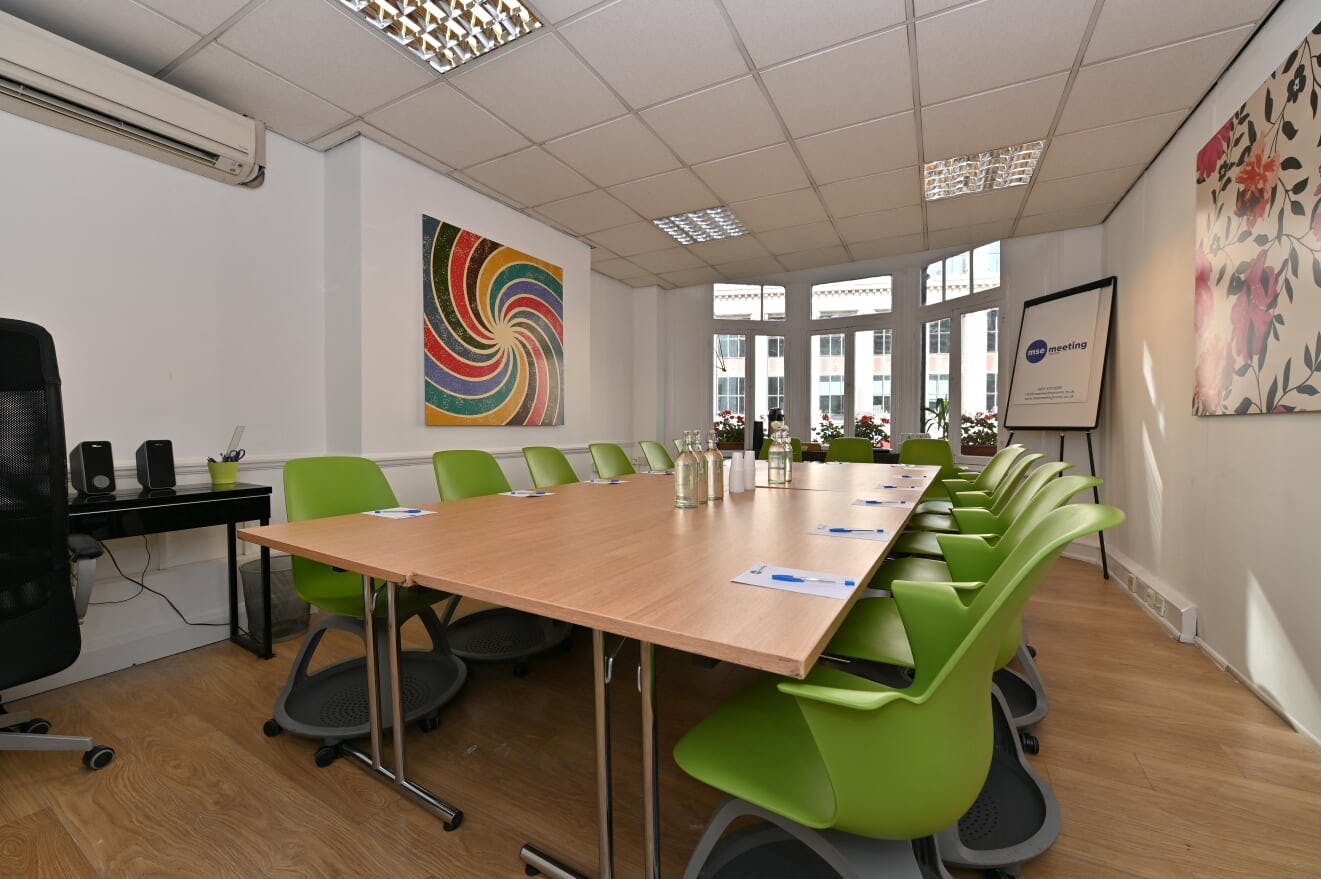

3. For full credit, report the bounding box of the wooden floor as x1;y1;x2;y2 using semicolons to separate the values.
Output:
3;558;1319;878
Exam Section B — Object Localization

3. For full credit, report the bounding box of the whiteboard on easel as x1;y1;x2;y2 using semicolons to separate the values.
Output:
1004;277;1116;431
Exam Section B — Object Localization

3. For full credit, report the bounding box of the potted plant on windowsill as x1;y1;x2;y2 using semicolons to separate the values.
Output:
711;410;745;450
815;413;845;448
854;413;891;450
960;411;999;457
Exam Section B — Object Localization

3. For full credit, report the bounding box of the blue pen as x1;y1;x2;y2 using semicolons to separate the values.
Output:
829;527;885;533
863;499;907;505
405;509;422;513
772;573;856;586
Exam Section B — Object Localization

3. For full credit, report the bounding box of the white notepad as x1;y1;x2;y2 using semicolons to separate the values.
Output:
732;564;859;600
810;524;890;542
585;478;627;484
503;490;554;497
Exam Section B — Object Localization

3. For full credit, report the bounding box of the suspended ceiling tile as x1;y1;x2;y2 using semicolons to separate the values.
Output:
642;77;784;164
758;221;843;255
560;0;748;107
921;73;1067;160
366;84;529;169
1015;203;1111;236
588;221;677;256
778;245;850;272
592;256;645;279
729;188;829;233
916;0;1093;104
526;0;600;24
1023;164;1144;216
927;219;1013;249
219;0;435;115
450;35;624;142
452;171;526;208
1057;27;1253;134
536;189;641;233
1084;0;1270;64
137;0;251;34
660;266;727;287
795;113;919;185
165;44;353;143
848;233;928;261
925;186;1025;231
692;143;811;204
914;0;965;15
608;169;720;219
308;120;365;151
722;0;905;68
356;123;452;176
835;204;923;244
818;166;921;218
464;147;594;206
714;256;786;279
688;235;770;263
543;116;682;187
587;242;620;261
0;0;199;74
761;27;913;138
630;247;708;273
1037;111;1184;181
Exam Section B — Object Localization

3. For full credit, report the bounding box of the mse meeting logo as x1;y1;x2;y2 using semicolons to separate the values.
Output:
1025;338;1086;364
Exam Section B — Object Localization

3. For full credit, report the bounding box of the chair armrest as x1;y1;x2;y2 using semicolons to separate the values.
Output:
940;478;976;497
777;680;905;711
889;579;983;673
69;533;102;560
935;533;997;583
950;507;1002;535
68;534;102;622
951;490;992;508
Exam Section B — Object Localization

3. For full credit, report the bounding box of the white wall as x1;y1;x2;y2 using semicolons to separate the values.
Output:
1101;0;1321;742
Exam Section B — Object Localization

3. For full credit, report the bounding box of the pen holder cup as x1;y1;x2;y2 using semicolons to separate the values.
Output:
208;461;239;486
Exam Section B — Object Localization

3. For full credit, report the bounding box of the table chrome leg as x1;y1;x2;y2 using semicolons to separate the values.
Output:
361;575;383;770
386;581;408;781
640;641;661;879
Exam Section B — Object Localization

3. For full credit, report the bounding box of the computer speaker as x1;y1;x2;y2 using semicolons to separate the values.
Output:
70;441;116;495
135;439;175;490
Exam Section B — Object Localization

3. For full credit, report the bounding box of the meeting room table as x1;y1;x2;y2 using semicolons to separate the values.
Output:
238;461;938;879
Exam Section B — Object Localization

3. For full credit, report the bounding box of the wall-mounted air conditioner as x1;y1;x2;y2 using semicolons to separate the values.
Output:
0;10;265;187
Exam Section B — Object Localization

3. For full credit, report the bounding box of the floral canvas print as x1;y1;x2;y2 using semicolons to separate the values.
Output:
1194;20;1321;415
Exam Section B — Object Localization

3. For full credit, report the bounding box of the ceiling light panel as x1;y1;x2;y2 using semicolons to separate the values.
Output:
923;141;1043;201
653;207;748;245
339;0;542;74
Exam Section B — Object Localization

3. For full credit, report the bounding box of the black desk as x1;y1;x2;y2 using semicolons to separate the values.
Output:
68;482;274;659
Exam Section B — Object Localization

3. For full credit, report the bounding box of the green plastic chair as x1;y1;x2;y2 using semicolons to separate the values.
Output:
673;503;1123;875
824;437;874;463
522;446;579;489
917;444;1026;514
909;452;1045;532
757;437;803;462
589;442;636;478
639;440;675;471
433;450;572;672
899;438;964;505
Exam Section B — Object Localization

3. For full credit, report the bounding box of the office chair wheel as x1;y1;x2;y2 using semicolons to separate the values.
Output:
1019;732;1040;755
82;746;115;770
263;719;283;737
1027;645;1037;658
21;718;52;735
525;866;540;876
314;744;341;768
513;660;530;678
418;712;441;733
985;869;1018;879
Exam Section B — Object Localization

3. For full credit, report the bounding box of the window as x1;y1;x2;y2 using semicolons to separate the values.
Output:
923;241;1002;305
872;377;892;414
873;328;892;356
818;333;844;356
716;376;746;414
926;318;950;355
986;373;998;412
923;317;952;438
926;373;950;409
818;375;844;418
716;334;745;358
959;308;1000;457
986;309;998;353
767;376;785;412
714;284;785;320
812;276;892;319
767;337;784;357
755;334;787;421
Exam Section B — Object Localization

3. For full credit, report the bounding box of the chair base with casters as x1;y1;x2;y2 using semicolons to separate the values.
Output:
264;602;466;766
935;686;1060;877
682;798;954;879
993;639;1048;743
0;706;115;769
441;604;573;677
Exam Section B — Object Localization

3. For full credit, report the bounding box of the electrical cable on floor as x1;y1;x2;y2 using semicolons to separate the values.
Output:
90;535;251;637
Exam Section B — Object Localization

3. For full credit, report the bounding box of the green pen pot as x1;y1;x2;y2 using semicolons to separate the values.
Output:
208;461;239;486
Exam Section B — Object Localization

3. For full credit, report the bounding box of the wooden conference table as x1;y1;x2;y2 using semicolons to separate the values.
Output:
238;462;936;879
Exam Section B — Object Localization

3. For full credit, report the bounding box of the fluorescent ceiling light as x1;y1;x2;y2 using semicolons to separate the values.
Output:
923;141;1043;201
653;207;748;245
340;0;542;74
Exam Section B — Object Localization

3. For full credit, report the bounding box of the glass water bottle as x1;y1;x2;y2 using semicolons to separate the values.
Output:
689;431;708;505
768;427;791;486
705;433;724;500
674;431;699;509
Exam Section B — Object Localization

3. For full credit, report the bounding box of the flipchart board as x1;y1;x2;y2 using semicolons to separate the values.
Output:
1004;277;1116;431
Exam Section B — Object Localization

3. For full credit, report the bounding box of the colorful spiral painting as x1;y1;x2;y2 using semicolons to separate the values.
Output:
423;215;564;426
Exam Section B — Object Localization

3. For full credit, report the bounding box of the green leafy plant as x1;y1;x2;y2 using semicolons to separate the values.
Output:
960;411;998;446
815;413;845;442
854;413;891;448
923;397;950;439
711;410;745;443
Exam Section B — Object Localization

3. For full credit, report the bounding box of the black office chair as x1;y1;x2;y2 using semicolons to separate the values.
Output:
0;318;114;769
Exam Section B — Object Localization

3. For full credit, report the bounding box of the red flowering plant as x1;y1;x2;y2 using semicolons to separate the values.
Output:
853;413;891;448
711;410;745;443
815;414;845;443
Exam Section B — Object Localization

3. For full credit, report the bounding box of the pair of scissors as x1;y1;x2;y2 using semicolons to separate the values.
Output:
224;448;246;463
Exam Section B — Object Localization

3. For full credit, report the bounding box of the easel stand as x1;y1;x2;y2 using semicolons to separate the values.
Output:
1005;429;1110;580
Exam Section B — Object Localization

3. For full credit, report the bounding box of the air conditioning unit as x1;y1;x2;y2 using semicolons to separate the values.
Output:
0;10;264;187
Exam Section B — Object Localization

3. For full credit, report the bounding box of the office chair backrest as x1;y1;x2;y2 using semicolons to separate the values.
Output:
0;319;80;690
989;461;1072;522
589;443;636;478
756;436;803;462
639;440;675;471
824;436;873;463
967;443;1026;492
433;450;512;501
522;446;579;489
982;451;1043;511
898;438;961;502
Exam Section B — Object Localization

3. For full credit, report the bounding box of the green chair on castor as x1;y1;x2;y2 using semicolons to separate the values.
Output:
639;440;675;472
522;446;580;489
898;437;963;505
824;437;874;463
916;443;1027;515
433;451;572;674
757;436;803;462
673;503;1123;878
267;457;467;764
589;442;636;478
908;452;1045;532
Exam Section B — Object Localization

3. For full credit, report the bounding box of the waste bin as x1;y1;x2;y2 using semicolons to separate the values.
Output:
240;554;309;646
